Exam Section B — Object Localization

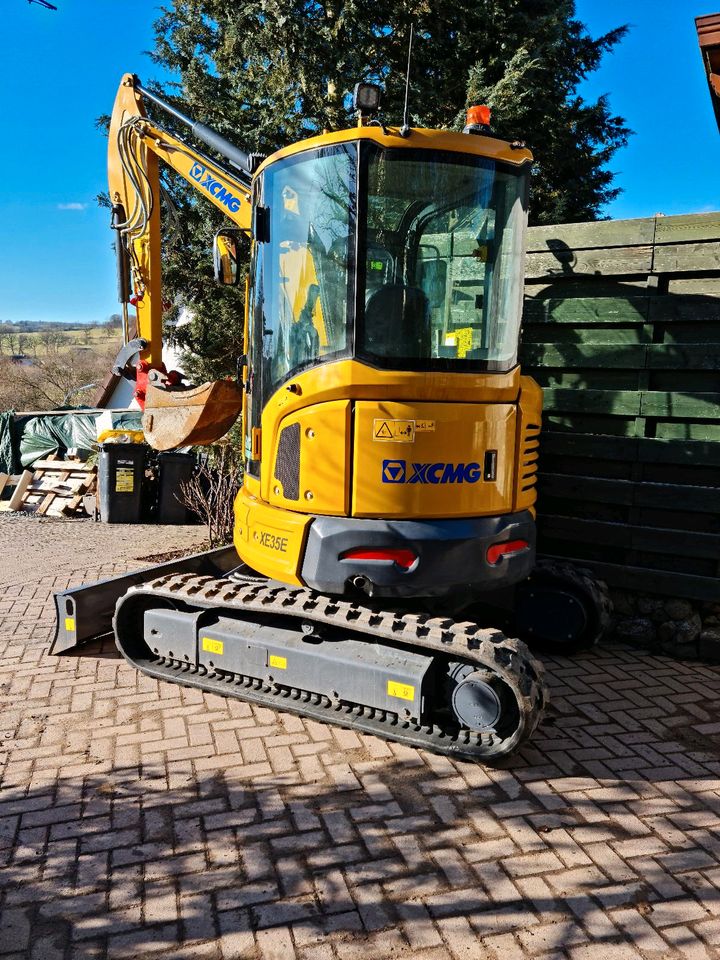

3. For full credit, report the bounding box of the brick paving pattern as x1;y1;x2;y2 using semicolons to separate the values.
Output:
2;517;720;958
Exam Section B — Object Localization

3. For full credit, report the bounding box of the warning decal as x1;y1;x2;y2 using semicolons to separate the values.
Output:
115;467;134;493
387;680;415;702
373;419;415;443
202;637;224;655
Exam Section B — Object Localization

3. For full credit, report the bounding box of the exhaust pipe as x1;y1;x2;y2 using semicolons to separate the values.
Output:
351;575;373;595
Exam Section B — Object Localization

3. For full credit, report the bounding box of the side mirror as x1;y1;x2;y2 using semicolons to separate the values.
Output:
213;229;243;286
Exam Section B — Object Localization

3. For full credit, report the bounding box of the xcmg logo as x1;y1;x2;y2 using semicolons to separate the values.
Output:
382;459;482;484
189;162;242;213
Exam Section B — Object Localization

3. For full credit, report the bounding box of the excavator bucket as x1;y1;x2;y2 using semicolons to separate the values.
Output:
141;379;243;450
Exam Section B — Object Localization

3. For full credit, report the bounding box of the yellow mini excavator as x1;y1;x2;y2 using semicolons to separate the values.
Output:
52;76;611;760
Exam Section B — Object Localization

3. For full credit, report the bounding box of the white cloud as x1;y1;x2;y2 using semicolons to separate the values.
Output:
57;202;88;211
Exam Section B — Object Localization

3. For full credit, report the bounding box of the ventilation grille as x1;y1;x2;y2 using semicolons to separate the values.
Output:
274;422;301;500
520;422;540;492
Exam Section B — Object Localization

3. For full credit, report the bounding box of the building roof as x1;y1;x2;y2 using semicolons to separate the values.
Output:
696;13;720;132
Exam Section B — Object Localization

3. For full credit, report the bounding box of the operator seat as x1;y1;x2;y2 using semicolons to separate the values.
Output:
364;284;431;358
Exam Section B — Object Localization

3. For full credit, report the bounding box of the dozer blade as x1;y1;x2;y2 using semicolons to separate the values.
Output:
51;545;241;654
141;379;243;450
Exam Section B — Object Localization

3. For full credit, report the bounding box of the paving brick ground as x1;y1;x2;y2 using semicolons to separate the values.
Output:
2;516;720;959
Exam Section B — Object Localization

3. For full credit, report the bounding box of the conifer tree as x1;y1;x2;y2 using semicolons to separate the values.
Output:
148;0;630;379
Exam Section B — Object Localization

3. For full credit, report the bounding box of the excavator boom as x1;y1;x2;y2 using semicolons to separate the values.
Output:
108;74;253;448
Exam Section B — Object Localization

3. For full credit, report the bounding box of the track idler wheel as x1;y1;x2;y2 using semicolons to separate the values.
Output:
513;560;613;654
443;659;525;749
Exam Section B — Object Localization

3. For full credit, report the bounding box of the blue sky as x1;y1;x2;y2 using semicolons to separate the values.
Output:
0;0;718;325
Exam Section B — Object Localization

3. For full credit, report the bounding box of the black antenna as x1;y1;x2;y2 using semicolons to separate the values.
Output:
28;0;58;8
400;23;414;138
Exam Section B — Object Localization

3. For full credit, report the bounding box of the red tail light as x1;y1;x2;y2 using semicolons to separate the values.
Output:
486;540;529;565
340;548;417;570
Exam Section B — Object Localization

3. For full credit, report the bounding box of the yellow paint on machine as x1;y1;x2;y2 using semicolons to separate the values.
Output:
233;486;311;585
513;377;544;513
202;637;224;655
269;654;287;670
258;360;521;471
235;358;541;584
353;399;517;519
255;125;533;179
65;617;75;633
265;400;351;515
387;680;415;701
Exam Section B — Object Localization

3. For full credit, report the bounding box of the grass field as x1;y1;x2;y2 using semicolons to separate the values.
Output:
0;325;122;357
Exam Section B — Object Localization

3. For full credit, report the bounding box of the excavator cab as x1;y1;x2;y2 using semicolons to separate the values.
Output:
237;128;540;601
246;137;528;392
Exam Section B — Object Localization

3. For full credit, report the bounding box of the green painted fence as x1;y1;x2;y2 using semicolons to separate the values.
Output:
521;211;720;601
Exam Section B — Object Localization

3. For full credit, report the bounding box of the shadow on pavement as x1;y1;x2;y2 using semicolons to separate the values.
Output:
2;638;720;960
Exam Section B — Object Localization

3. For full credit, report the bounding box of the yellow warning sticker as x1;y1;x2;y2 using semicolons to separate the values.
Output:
65;617;75;632
269;654;287;670
445;328;474;358
373;419;415;443
202;637;224;655
115;467;134;493
387;680;415;702
415;420;436;433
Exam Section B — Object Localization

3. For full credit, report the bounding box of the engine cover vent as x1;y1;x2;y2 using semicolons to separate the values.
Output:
274;421;301;500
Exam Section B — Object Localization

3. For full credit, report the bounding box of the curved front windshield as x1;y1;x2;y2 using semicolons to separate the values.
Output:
358;146;528;371
251;144;356;401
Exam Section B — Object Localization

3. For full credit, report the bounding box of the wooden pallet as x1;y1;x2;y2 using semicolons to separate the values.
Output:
5;458;97;517
0;473;24;511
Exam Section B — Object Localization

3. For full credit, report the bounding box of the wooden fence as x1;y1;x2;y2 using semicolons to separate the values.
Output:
521;212;720;602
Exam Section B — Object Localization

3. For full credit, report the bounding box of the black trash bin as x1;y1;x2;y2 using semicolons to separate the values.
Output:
98;443;146;524
157;451;196;524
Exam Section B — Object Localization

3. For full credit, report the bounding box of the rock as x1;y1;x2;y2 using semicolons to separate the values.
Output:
703;615;719;626
611;591;636;616
665;599;694;621
615;617;655;645
657;621;677;644
637;598;668;623
675;613;702;646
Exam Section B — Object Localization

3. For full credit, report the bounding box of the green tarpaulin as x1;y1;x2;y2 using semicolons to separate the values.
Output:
0;409;145;470
19;412;101;467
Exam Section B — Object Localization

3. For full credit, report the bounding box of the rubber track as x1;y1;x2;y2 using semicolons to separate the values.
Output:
114;572;549;760
534;559;613;647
